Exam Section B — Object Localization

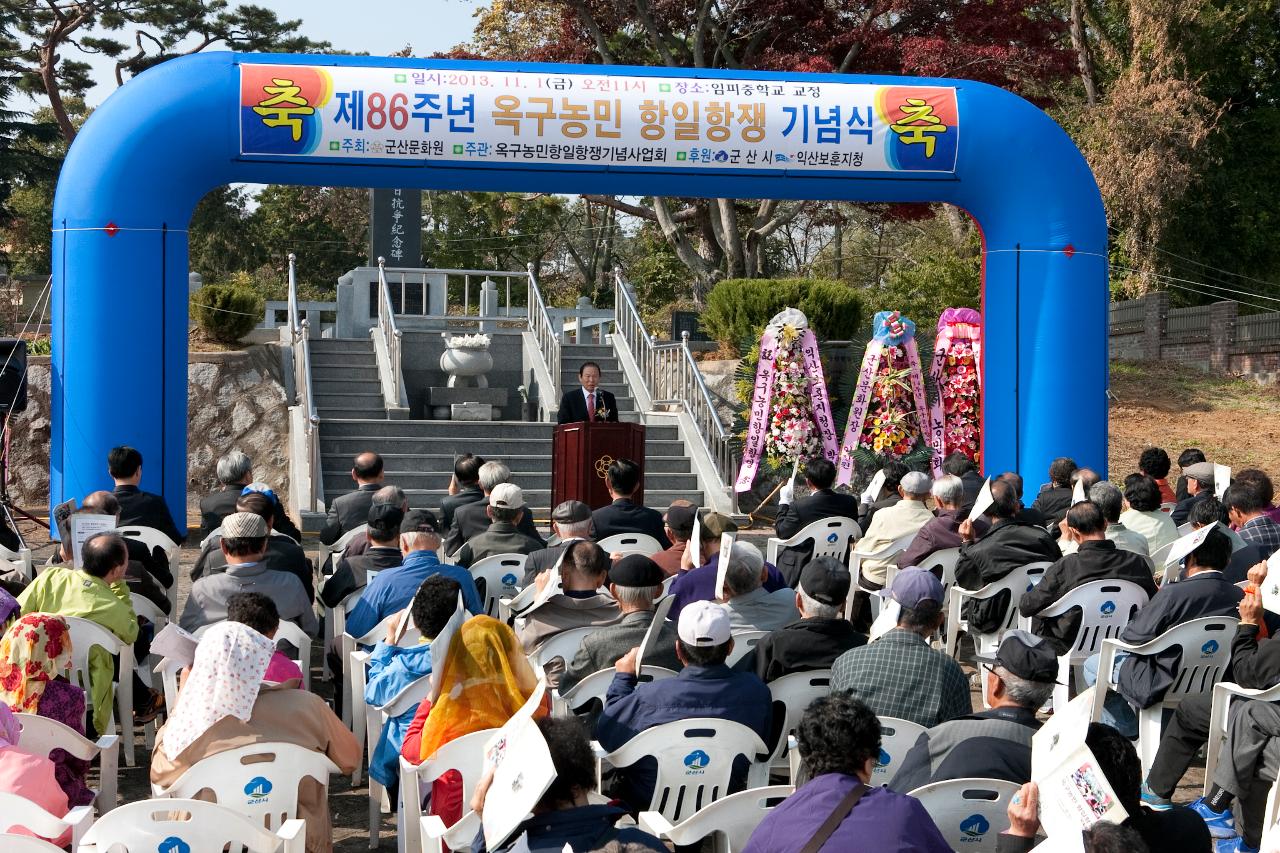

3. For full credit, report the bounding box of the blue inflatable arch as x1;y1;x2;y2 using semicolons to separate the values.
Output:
52;52;1107;520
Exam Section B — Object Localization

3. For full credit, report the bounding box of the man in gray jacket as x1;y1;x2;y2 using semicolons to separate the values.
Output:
722;541;800;633
559;554;682;694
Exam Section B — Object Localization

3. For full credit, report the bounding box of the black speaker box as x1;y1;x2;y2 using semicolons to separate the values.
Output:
0;339;28;414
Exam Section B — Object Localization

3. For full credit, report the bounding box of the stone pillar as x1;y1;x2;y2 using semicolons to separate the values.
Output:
478;278;498;333
335;272;356;339
1210;299;1238;374
1143;291;1168;361
574;295;593;343
188;271;202;294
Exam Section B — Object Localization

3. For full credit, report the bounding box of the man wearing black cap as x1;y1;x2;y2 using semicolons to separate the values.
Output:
889;630;1056;792
319;503;406;609
652;501;695;577
523;500;594;586
735;556;866;683
558;554;682;694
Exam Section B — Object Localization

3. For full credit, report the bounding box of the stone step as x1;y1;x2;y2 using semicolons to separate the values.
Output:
318;419;679;440
395;488;703;516
318;408;389;420
312;355;378;370
322;453;693;474
561;343;616;359
560;369;625;386
315;394;386;410
320;436;689;458
323;470;701;493
313;365;380;382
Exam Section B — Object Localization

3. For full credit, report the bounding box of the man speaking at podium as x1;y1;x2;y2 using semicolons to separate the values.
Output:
558;361;619;424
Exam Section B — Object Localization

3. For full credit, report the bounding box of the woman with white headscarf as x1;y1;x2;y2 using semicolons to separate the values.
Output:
151;621;359;853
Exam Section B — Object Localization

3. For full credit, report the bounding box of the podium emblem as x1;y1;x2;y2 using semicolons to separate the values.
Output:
595;455;615;479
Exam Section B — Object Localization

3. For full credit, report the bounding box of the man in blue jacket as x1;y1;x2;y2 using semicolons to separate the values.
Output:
595;600;772;811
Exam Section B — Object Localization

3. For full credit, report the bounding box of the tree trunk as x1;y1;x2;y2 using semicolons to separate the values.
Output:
39;43;77;144
1070;0;1099;107
716;198;746;278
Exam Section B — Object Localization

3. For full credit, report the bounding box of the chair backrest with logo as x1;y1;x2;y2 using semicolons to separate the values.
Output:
907;777;1021;853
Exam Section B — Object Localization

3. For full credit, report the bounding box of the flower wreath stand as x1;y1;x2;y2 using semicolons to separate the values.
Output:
927;307;983;473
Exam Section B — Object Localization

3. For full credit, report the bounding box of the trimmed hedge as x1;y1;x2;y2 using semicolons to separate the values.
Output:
190;284;262;344
702;278;863;349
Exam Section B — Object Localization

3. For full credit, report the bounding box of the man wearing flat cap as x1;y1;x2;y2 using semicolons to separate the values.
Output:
735;556;867;683
558;554;682;694
889;630;1056;792
522;500;594;586
1172;460;1219;526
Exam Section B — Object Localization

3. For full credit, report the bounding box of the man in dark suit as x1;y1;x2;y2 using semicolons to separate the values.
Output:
1171;461;1218;526
199;450;301;542
444;460;546;555
319;451;384;545
557;361;619;424
998;472;1046;527
591;458;669;548
942;451;985;512
109;445;186;545
522;500;593;586
1030;456;1077;533
773;457;861;587
441;453;485;532
319;503;405;608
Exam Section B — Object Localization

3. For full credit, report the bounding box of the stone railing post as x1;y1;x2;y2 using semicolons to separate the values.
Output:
1210;299;1238;374
1143;291;1168;361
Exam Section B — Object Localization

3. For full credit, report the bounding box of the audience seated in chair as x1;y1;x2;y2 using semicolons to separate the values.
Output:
523;500;594;585
1083;527;1240;738
470;716;666;852
591;459;670;548
953;479;1062;635
1189;496;1262;584
73;491;171;613
1172;460;1219;527
18;532;139;738
848;470;936;631
831;568;970;728
735;556;865;683
401;615;548;834
445;461;545;554
1139;446;1177;506
199;450;302;542
193;491;315;601
558;555;681;695
318;500;405;609
1030;456;1077;534
890;630;1055;791
0;704;74;845
595;600;771;812
651;501;696;578
227;593;304;688
858;459;910;535
1018;501;1158;655
667;512;788;622
1120;474;1180;556
514;541;620;685
319;451;384;546
899;474;989;572
108;444;186;546
1226;479;1280;560
721;542;800;634
1236;468;1280;526
181;512;317;637
363;575;461;795
441;453;486;534
453;484;544;568
1058;481;1153;570
323;485;419;572
997;471;1048;527
744;695;952;853
151;621;359;853
0;614;93;807
772;457;861;586
944;451;986;514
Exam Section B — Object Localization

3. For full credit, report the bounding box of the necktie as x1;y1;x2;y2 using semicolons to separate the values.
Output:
588;392;596;421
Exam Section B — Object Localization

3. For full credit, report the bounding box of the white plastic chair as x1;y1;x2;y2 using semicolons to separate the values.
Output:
469;553;528;617
404;727;497;853
318;523;368;575
63;615;136;767
529;625;599;676
764;670;832;778
0;835;65;853
362;672;432;849
16;712;119;814
1159;501;1176;514
129;592;169;747
638;784;793;852
848;532;917;621
1092;616;1237;776
151;742;340;837
154;656;183;715
0;544;34;582
597;717;769;824
765;516;861;566
0;791;93;849
1018;579;1151;710
874;715;929;783
945;562;1053;658
725;630;768;668
323;587;363;681
117;525;181;612
193;620;312;693
76;797;305;853
1204;681;1280;798
907;777;1021;852
1151;541;1176;582
346;611;422;785
597;533;663;557
556;666;679;717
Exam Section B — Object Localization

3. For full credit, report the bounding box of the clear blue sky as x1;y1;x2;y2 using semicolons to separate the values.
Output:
77;0;483;106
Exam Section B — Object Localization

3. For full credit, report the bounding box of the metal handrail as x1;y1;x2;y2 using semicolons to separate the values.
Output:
287;254;321;511
613;269;738;502
374;257;406;408
526;262;562;405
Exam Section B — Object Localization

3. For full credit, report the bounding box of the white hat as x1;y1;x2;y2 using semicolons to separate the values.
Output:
677;600;732;647
489;482;525;509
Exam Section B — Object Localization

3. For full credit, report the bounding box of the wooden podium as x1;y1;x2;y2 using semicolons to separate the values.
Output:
552;421;647;510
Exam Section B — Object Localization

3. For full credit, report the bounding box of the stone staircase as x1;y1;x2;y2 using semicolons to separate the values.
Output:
312;340;703;520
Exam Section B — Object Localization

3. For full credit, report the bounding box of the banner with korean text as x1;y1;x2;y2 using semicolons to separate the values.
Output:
240;64;959;174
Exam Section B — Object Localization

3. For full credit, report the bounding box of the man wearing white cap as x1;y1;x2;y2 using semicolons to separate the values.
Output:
595;600;772;811
847;470;936;632
452;483;543;568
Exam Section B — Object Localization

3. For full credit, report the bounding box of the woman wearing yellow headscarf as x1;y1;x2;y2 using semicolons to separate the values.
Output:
401;615;547;831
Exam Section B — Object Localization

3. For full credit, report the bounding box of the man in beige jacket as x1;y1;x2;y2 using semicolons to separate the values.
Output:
848;470;936;631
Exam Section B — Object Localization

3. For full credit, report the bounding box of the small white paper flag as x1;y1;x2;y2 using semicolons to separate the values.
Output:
71;513;116;569
967;477;994;523
713;533;736;601
689;507;703;567
861;468;888;503
1071;478;1086;505
638;595;677;672
1215;464;1232;499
